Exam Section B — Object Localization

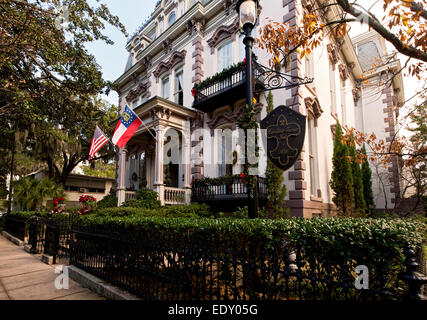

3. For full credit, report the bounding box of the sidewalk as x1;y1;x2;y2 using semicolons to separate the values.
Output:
0;235;104;300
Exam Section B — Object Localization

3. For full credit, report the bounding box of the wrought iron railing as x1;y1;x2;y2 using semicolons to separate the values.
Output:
4;214;27;241
192;177;267;202
67;222;427;300
27;214;74;263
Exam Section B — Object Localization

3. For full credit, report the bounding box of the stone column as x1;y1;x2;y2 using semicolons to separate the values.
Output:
154;125;165;205
116;148;127;206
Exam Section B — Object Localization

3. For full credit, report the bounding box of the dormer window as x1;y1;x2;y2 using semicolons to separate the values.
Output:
168;12;176;27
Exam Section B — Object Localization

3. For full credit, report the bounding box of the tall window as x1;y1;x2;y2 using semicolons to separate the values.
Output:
218;41;232;71
174;68;184;105
329;64;337;115
305;53;314;79
340;80;346;125
219;132;233;177
141;94;147;104
168;12;176;27
307;116;318;196
132;100;138;109
162;76;170;100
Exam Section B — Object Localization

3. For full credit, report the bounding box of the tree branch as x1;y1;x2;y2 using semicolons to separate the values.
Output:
336;0;427;62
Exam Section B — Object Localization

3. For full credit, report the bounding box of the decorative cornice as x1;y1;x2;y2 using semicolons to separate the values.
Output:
338;63;349;82
207;18;239;54
142;55;152;69
162;38;173;55
352;88;361;103
150;107;172;121
126;81;151;102
187;18;206;36
153;49;187;81
304;97;323;119
327;43;339;66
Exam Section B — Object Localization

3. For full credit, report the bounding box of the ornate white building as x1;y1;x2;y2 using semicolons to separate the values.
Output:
114;0;404;217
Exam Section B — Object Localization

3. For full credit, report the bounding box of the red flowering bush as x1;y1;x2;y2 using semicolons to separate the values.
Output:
50;197;65;214
78;195;97;215
191;88;197;97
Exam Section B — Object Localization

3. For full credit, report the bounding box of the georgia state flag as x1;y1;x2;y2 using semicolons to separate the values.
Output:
111;105;142;149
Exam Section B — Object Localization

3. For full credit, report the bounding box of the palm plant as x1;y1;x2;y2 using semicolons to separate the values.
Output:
12;177;64;211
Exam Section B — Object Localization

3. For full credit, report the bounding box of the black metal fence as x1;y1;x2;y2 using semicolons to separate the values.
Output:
4;215;27;241
192;177;268;203
68;222;427;300
4;213;427;300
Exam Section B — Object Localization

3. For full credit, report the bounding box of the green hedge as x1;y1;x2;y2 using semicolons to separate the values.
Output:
93;203;211;219
71;216;425;298
75;215;425;255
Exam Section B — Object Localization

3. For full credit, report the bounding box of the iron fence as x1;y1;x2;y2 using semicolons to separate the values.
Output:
68;222;427;300
5;212;427;300
4;214;27;241
192;177;268;203
28;214;74;264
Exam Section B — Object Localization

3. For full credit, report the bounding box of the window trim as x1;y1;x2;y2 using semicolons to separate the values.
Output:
174;66;184;105
161;75;170;100
217;40;233;72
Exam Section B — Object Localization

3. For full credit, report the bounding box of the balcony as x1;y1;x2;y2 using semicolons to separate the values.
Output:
192;62;264;113
191;176;268;211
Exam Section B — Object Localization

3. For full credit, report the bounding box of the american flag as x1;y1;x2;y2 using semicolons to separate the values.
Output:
89;126;109;160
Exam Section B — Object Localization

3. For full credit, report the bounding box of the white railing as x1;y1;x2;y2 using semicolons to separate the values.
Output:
125;191;136;201
164;187;187;205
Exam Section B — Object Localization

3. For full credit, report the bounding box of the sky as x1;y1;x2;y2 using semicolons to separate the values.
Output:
85;0;159;105
86;0;423;116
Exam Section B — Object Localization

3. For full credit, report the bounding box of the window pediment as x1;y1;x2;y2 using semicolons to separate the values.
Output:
126;82;150;102
304;97;323;119
207;18;239;54
153;50;187;82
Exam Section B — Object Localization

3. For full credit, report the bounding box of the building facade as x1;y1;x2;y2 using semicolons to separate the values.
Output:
114;0;404;217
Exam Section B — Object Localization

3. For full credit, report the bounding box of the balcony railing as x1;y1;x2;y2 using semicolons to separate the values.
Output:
191;176;268;205
192;62;263;113
164;187;187;205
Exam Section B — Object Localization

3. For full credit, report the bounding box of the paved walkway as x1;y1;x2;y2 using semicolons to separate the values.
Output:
0;235;104;300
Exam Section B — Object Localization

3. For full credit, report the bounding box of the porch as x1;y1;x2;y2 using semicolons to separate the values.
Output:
116;97;195;206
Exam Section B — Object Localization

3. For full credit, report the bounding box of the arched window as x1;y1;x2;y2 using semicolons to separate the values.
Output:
168;12;176;27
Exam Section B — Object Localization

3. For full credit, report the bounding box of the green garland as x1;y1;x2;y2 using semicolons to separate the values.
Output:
192;62;245;91
192;174;247;188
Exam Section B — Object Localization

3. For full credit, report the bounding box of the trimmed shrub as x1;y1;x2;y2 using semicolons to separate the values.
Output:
71;215;425;299
163;203;211;218
97;191;118;209
94;203;212;219
121;188;161;209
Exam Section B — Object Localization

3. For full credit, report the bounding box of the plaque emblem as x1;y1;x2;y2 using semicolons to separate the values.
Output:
261;105;306;171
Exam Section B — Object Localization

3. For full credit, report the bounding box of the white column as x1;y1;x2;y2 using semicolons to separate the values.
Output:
154;125;165;205
116;148;127;206
183;128;192;204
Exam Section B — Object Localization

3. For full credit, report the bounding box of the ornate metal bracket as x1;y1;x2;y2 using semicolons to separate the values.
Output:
253;61;313;94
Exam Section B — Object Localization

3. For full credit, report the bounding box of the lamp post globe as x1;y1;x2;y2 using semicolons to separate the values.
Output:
236;0;258;30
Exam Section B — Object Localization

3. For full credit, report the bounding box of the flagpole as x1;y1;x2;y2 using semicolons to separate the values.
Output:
133;112;157;142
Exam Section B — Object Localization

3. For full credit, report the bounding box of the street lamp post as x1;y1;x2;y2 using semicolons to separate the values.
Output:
237;0;259;219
